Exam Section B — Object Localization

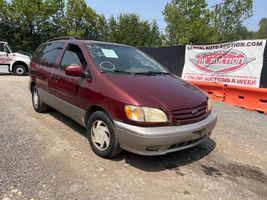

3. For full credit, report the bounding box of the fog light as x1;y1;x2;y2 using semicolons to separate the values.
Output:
146;146;161;151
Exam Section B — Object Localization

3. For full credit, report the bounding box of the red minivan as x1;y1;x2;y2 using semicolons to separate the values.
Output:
29;38;217;158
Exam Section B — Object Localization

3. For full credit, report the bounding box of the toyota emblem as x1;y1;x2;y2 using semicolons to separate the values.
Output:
192;109;198;116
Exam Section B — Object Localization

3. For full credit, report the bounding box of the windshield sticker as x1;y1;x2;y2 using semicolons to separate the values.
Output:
87;44;105;57
89;49;105;58
101;49;118;59
99;61;116;71
87;44;101;49
134;55;154;67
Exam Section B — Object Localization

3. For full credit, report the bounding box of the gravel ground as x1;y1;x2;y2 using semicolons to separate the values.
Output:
0;75;266;200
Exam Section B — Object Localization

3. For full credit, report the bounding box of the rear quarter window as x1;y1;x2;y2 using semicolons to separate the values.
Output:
31;44;46;63
32;42;64;67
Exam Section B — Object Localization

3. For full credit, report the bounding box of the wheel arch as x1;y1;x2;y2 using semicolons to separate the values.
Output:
85;105;114;126
30;81;36;93
11;61;28;72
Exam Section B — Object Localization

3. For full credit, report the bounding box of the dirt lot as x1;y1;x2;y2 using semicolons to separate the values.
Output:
0;75;266;200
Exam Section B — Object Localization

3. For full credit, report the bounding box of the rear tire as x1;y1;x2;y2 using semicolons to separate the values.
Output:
87;111;122;158
14;65;27;76
32;86;48;113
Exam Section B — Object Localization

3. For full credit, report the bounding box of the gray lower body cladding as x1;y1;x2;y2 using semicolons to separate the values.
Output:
114;113;217;155
39;88;86;127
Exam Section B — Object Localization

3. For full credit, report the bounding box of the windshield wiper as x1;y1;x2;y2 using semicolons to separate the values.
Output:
114;70;134;74
102;70;133;74
134;71;171;76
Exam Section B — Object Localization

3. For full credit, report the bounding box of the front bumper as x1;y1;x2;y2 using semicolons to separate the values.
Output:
115;113;217;155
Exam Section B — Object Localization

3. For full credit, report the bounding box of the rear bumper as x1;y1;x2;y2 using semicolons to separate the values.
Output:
114;113;217;155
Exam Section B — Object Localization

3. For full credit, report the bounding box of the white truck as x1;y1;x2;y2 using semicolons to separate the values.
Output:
0;41;31;75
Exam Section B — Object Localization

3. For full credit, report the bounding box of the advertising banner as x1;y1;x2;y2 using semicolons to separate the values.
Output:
182;40;267;88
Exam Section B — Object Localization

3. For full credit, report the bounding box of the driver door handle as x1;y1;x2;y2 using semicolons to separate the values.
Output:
54;75;61;80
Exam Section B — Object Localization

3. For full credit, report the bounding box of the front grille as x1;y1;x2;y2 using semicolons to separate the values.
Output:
172;103;208;125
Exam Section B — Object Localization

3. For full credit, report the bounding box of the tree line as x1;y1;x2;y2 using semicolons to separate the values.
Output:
0;0;266;53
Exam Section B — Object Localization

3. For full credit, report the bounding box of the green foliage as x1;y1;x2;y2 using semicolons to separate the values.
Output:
256;18;267;39
0;0;106;53
107;14;163;47
0;0;65;52
62;0;106;39
163;0;254;44
0;0;163;52
213;0;253;41
0;0;263;53
163;0;216;45
0;0;8;21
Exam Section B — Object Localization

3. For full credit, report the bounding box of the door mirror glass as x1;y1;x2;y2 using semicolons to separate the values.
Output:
65;65;85;77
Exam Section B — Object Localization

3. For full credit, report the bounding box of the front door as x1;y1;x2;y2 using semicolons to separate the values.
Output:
0;43;12;73
48;43;88;126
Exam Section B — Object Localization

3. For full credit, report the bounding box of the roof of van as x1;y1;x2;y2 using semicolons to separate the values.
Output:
47;37;130;47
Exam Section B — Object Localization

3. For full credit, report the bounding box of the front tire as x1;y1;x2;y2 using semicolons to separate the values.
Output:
14;65;27;76
87;111;122;158
32;86;48;113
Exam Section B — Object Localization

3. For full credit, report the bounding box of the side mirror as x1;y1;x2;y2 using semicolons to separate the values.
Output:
65;65;85;77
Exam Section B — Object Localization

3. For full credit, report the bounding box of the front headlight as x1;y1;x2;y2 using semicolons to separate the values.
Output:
125;105;168;122
207;98;212;111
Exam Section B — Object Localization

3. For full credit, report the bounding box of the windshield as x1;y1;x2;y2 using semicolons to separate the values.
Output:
86;43;168;74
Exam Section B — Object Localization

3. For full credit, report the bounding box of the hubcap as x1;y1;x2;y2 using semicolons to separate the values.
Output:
91;120;110;151
16;66;24;75
33;91;39;108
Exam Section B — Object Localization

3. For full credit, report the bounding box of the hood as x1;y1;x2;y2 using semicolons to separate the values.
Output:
13;53;31;61
104;74;207;111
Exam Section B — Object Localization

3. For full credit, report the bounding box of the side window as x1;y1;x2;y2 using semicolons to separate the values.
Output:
0;43;4;52
4;45;10;53
37;42;64;67
60;44;87;70
32;44;46;63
